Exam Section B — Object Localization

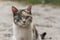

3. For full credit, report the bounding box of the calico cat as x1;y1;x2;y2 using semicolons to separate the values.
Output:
12;6;41;40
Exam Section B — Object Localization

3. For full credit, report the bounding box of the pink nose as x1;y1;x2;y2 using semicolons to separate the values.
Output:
23;19;26;21
22;19;26;23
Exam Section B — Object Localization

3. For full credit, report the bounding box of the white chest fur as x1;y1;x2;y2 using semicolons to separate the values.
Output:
13;23;33;40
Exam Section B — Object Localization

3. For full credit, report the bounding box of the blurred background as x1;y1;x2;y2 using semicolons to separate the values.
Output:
0;0;60;40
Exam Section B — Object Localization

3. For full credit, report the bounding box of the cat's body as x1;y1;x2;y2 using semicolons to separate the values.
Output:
13;23;32;40
12;6;41;40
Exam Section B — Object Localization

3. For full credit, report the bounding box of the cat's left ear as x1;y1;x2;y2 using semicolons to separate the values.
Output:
27;5;32;11
12;6;18;14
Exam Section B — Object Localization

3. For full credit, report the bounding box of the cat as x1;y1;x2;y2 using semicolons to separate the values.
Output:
12;5;41;40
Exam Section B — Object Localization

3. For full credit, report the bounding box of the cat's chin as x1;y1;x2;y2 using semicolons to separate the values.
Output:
17;24;28;28
22;25;27;28
21;24;28;27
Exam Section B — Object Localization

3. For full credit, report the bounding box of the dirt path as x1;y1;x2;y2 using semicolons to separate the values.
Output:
0;1;60;40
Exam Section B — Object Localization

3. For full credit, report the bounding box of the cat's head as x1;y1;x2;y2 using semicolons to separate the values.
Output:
12;6;32;27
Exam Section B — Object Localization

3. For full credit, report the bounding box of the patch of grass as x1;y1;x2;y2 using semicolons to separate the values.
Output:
11;0;60;5
49;0;60;5
11;0;41;4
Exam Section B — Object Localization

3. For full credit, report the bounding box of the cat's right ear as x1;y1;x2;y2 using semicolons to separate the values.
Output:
12;6;18;15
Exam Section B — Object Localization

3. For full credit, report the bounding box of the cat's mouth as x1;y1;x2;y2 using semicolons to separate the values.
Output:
16;22;28;27
22;23;29;26
19;24;28;28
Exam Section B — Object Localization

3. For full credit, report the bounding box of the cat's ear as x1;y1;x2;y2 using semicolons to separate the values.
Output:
12;6;18;14
27;5;32;11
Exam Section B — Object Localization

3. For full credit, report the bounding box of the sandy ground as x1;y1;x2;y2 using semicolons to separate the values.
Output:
0;1;60;40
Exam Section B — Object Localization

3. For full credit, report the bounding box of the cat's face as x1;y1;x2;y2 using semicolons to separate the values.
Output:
12;6;32;27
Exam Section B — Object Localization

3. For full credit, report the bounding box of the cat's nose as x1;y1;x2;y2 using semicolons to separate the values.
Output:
22;19;26;23
23;21;26;23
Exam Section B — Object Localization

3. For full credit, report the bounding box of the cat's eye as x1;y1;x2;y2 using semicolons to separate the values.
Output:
26;16;30;19
17;19;19;22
